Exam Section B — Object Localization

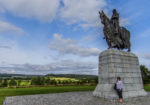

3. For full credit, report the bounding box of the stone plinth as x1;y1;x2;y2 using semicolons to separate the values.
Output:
93;49;147;99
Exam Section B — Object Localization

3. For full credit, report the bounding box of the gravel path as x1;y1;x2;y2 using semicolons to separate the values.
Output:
3;92;150;105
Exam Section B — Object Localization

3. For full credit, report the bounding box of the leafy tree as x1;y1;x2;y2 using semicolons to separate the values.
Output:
50;79;57;85
9;79;17;86
64;80;69;85
31;76;45;85
44;78;51;85
17;80;22;86
81;78;87;84
140;65;150;84
1;79;8;87
0;78;3;87
0;78;2;83
58;80;61;85
94;77;98;83
140;65;150;77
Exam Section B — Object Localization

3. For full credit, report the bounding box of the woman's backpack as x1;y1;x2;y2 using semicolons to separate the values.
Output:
114;83;117;90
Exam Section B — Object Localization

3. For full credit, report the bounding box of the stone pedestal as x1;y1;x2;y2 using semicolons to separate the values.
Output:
93;49;147;99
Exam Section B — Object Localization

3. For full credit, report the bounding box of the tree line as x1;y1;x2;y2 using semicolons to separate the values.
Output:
140;65;150;84
0;76;98;88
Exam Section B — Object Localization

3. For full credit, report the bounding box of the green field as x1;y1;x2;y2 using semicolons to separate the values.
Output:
0;86;96;105
144;85;150;91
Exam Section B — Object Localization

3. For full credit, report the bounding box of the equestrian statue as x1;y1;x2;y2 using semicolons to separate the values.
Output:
99;9;131;52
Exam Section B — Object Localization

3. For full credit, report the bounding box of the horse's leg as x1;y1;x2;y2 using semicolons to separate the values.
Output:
128;48;130;52
108;45;112;49
128;44;131;52
127;41;131;52
106;39;112;49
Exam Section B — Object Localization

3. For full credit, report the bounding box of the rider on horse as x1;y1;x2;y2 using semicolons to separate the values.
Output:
99;9;131;52
111;9;120;35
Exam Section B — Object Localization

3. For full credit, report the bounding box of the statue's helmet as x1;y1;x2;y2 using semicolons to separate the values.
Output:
113;9;117;13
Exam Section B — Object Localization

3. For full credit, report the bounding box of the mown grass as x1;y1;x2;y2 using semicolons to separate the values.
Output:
144;85;150;91
0;86;96;105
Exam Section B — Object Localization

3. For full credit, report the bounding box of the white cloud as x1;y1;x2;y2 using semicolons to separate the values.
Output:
0;60;98;75
119;17;130;26
139;58;150;70
23;60;97;71
0;20;24;34
0;0;60;22
0;45;52;65
49;33;100;57
60;0;106;28
0;42;29;65
81;34;101;42
138;53;150;60
0;37;55;66
0;0;132;29
0;45;12;49
134;52;150;70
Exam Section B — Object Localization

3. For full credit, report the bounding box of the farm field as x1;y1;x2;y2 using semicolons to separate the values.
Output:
51;77;77;81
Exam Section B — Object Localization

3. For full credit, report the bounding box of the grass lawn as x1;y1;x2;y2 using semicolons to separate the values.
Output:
0;85;150;105
144;85;150;91
0;86;96;105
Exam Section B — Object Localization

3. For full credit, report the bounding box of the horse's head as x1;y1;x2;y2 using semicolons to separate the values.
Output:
99;10;106;24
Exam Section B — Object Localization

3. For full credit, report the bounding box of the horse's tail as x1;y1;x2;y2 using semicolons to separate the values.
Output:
120;27;131;50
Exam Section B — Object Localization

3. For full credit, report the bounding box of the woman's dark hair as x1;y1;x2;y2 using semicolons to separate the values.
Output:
117;77;121;80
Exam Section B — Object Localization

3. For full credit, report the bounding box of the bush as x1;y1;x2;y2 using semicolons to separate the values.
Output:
9;79;17;86
1;79;8;87
140;65;150;84
31;76;45;85
44;78;51;85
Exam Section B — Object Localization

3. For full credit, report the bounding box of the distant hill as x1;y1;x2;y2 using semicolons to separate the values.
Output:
0;73;42;78
0;73;98;79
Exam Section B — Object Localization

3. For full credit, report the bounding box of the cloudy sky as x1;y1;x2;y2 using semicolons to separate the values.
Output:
0;0;149;75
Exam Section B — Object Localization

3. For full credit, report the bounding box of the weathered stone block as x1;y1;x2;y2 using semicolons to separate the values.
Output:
109;73;116;78
124;78;134;83
109;78;116;84
117;67;122;72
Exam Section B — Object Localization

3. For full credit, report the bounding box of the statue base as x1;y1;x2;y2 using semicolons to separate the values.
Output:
93;49;147;99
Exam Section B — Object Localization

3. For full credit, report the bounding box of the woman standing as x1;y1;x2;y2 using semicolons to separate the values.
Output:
115;77;123;102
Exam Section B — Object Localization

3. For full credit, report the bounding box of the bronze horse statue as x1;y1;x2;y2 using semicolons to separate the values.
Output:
99;10;131;52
